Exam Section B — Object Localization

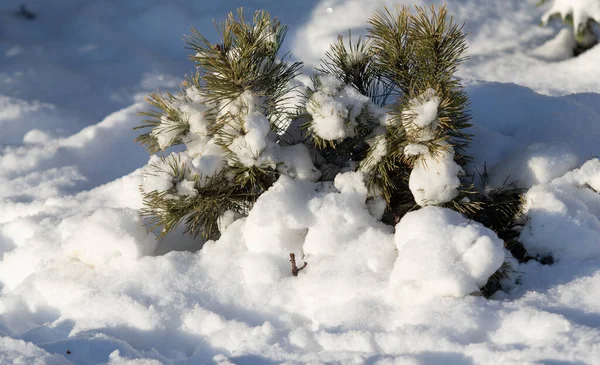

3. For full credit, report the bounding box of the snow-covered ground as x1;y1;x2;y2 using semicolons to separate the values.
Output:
1;0;600;364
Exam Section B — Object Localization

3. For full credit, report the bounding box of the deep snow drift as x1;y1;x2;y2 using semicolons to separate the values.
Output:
2;0;600;364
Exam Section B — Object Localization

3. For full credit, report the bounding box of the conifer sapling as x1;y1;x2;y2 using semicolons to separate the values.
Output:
135;6;529;296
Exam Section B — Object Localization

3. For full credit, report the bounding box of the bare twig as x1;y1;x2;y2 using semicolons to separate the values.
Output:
289;253;307;276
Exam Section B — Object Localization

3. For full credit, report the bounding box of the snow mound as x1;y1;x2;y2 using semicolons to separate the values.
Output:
409;148;463;206
0;95;69;145
60;208;157;267
487;142;579;190
0;158;598;363
105;350;162;365
491;307;572;347
2;0;600;363
0;336;72;365
541;0;600;33
239;172;396;292
243;175;315;258
391;206;507;299
531;28;577;62
39;333;164;365
0;102;149;204
467;83;600;189
521;158;600;261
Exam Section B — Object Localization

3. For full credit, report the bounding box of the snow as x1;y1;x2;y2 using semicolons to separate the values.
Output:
486;142;580;190
403;143;429;157
521;158;600;262
151;116;183;151
275;144;323;181
105;351;163;365
390;207;507;299
2;0;600;364
307;74;373;141
409;147;464;206
401;89;463;206
142;157;176;195
0;337;71;365
541;0;600;32
221;91;271;168
402;89;440;134
359;134;388;172
531;28;578;61
59;208;158;268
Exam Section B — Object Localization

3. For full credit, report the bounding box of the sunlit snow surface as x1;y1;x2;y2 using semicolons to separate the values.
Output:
2;0;600;364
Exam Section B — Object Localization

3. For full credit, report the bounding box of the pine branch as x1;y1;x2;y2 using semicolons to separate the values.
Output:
185;8;302;132
317;32;391;106
361;5;473;217
141;169;255;240
464;170;530;262
539;1;599;54
480;261;515;298
135;8;309;241
135;91;190;153
368;6;413;95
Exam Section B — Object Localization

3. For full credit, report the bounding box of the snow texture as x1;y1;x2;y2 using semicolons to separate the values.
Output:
409;147;464;206
532;28;578;61
307;75;372;141
521;158;600;262
2;0;600;364
140;89;321;203
391;207;507;299
222;91;271;168
541;0;600;31
402;88;440;142
0;337;72;365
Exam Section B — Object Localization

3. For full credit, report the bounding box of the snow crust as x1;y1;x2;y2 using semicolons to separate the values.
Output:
2;0;600;363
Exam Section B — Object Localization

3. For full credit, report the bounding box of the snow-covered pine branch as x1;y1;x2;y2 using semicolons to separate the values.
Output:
136;9;318;239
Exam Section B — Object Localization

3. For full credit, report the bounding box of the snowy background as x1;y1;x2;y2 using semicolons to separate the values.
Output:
2;0;600;364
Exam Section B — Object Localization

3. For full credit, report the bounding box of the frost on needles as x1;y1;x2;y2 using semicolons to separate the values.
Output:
136;6;529;297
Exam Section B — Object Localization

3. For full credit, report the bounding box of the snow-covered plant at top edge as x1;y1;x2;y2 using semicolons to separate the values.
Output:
135;6;530;294
538;0;600;55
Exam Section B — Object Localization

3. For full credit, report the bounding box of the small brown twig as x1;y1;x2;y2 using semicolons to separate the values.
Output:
289;253;307;276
